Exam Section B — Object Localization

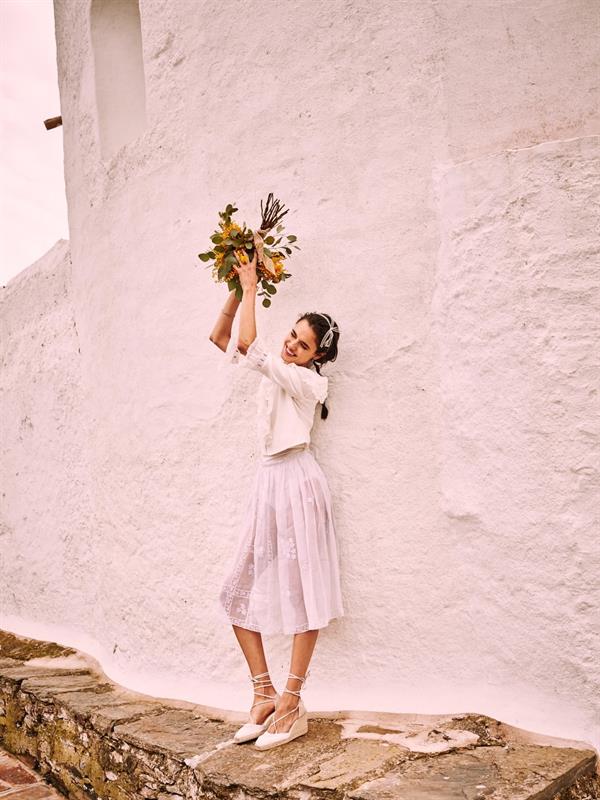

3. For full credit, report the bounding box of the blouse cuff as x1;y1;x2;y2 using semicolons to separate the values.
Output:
226;337;242;364
225;335;269;369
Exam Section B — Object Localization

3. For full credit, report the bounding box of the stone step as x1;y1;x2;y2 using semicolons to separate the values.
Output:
0;629;597;800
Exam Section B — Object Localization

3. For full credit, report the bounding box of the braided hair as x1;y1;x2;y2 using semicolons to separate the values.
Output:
295;312;340;420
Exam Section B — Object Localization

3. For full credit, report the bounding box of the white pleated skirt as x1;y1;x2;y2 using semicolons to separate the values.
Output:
218;443;345;635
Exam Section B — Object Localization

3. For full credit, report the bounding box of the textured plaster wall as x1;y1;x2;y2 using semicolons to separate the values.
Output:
431;133;599;746
1;240;95;631
1;0;598;752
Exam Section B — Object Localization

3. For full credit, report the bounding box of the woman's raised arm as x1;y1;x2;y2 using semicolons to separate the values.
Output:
231;250;259;355
208;289;241;352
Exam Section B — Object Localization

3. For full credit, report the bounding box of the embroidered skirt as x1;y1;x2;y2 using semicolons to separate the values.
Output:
218;444;345;634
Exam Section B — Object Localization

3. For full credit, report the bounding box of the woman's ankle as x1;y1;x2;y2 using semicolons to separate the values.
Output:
254;684;278;697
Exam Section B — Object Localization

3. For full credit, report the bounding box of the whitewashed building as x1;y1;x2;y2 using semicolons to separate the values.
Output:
1;0;598;756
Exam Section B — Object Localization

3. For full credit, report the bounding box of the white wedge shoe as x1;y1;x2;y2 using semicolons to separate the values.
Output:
233;670;280;744
254;669;310;750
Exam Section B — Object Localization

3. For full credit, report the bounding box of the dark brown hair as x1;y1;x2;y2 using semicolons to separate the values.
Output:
295;312;340;420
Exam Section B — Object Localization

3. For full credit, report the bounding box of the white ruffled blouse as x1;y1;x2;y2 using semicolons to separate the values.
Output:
226;334;328;457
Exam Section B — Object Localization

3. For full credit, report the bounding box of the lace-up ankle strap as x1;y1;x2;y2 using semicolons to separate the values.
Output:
267;669;310;733
283;668;310;698
249;671;276;709
249;670;272;684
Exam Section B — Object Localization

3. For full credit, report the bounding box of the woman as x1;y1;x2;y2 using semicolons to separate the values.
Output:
208;248;344;751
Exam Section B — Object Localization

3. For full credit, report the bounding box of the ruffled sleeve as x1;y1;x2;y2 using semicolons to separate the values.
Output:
236;335;328;404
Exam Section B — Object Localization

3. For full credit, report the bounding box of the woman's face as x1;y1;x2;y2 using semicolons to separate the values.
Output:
281;319;324;368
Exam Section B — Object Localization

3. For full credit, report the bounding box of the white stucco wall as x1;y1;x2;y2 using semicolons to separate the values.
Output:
1;240;95;630
1;0;598;754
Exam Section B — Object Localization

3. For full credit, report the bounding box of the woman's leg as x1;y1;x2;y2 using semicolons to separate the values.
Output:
232;624;278;724
267;628;319;733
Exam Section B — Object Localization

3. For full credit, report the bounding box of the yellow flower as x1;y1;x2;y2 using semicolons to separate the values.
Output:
219;221;243;238
270;253;285;282
210;221;244;283
234;247;249;265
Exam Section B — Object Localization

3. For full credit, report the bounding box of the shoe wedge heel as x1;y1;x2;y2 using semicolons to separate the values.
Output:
254;672;311;751
254;710;308;750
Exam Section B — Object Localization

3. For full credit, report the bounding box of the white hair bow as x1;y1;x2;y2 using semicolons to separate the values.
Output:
315;314;339;350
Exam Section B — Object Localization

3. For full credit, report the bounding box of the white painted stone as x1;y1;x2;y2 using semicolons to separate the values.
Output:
0;0;598;760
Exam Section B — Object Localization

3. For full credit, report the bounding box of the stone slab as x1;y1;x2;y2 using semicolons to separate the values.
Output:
89;701;172;736
0;631;77;661
0;629;597;799
19;674;111;699
51;686;164;733
348;743;598;800
191;718;350;789
0;658;24;669
301;737;409;791
0;665;92;683
113;707;232;758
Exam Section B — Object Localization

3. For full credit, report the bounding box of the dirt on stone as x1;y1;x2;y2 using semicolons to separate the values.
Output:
0;630;77;661
552;773;600;800
443;714;508;747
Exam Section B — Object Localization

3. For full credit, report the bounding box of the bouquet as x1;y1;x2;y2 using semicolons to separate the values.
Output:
198;193;300;307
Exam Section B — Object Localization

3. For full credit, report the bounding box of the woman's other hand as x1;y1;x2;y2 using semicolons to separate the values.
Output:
232;248;258;293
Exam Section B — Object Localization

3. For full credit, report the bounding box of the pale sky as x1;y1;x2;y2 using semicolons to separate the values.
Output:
0;0;69;287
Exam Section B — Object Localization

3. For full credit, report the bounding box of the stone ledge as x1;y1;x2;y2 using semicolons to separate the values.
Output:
0;630;597;800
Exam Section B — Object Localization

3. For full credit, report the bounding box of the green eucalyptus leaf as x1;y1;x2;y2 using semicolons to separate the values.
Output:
287;235;297;242
262;297;272;308
265;236;275;244
265;284;277;294
198;252;211;261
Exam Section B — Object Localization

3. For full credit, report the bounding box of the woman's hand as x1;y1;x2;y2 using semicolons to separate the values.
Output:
232;248;258;292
